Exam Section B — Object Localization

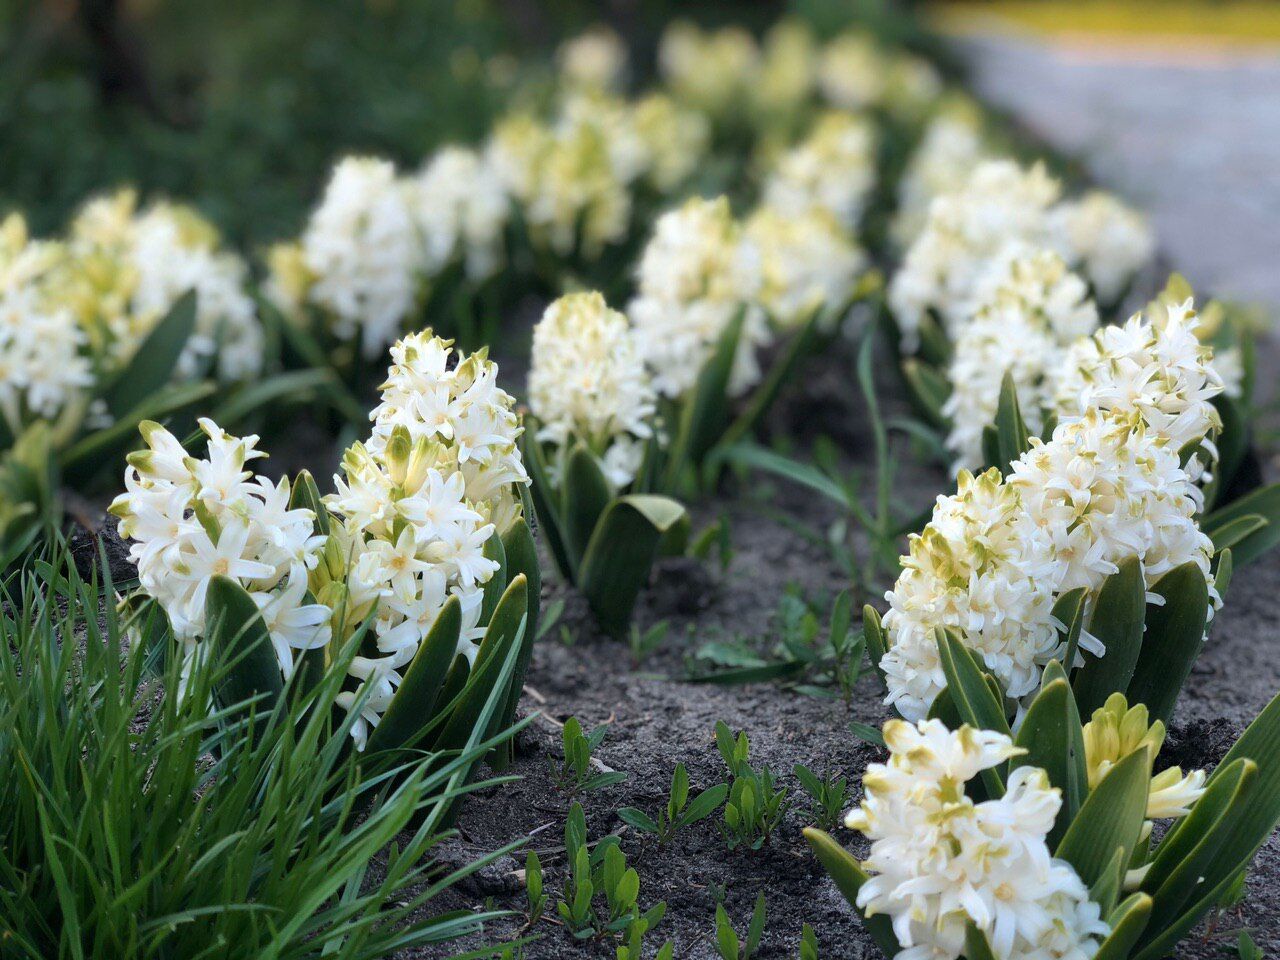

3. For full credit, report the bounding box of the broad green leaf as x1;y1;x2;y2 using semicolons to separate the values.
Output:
1134;690;1280;959
1055;746;1151;888
102;291;197;417
1073;557;1145;714
936;630;1010;795
803;829;899;956
205;368;337;428
863;605;888;686
1126;562;1208;724
287;469;330;536
519;427;574;582
991;371;1032;472
1094;893;1151;960
61;380;217;480
1089;846;1127;919
561;444;613;570
717;307;820;453
1140;758;1255;933
963;923;996;960
617;807;659;834
494;514;541;766
578;495;688;636
917;310;952;367
1201;482;1280;567
1207;513;1268;554
363;595;462;759
1210;393;1249;501
1015;674;1086;847
900;358;951;431
1215;547;1234;599
663;308;743;490
1051;588;1087;678
206;573;283;718
680;783;729;825
479;532;508;624
432;575;527;753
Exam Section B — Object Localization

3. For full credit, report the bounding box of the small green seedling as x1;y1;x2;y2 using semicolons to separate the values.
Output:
524;850;546;928
618;762;729;844
793;763;852;832
716;721;789;850
714;892;767;960
552;717;628;796
557;803;665;942
1237;931;1262;960
798;922;820;960
615;912;674;960
629;620;670;666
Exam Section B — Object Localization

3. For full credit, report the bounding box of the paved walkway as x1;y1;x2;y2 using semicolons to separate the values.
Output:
954;27;1280;312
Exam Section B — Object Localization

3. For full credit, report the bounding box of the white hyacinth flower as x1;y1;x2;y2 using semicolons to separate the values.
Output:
763;111;879;232
528;291;657;488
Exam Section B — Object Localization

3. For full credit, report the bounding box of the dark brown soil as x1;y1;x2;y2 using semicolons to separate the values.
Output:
382;342;1280;959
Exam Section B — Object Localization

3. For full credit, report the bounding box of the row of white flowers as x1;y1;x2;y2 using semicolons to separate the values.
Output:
0;192;262;436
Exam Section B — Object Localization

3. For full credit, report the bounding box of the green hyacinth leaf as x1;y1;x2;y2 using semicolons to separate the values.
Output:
1207;513;1268;554
1054;745;1151;889
578;495;688;636
717;306;821;454
1051;588;1087;679
479;531;508;624
802;829;899;956
433;574;528;753
917;310;952;367
963;923;996;960
519;426;573;582
206;573;283;719
1139;757;1255;934
1073;557;1145;715
363;594;463;760
102;290;197;417
664;307;743;490
901;358;952;431
1089;846;1127;919
936;629;1010;797
1126;562;1209;725
1015;672;1086;847
493;516;541;769
288;469;330;536
1201;482;1280;567
1094;893;1152;960
863;605;888;686
562;444;613;570
1133;690;1280;959
991;371;1032;473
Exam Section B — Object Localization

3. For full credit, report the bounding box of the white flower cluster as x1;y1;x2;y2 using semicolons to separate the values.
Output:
880;468;1062;721
289;156;424;360
658;20;761;119
1052;298;1224;468
819;30;942;119
1049;191;1155;307
0;192;262;431
891;96;991;248
628;196;769;400
944;250;1099;472
411;146;509;282
884;409;1218;719
891;160;1154;352
745;205;866;330
0;215;93;426
847;720;1109;960
110;419;329;681
488;91;708;261
889;160;1062;350
763;111;879;232
556;25;628;92
322;331;528;748
528;292;657;487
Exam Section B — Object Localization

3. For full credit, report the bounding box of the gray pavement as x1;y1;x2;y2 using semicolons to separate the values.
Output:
954;28;1280;312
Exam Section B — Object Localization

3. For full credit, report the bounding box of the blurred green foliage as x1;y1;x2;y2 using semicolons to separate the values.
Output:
0;0;934;248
